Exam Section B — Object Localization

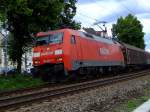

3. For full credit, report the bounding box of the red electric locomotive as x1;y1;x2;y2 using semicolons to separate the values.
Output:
33;29;125;81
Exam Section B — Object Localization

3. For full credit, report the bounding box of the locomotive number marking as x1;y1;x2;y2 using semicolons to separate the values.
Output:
41;51;53;56
99;48;110;55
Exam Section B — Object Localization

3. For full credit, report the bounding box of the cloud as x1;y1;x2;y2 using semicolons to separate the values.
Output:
75;0;150;25
95;0;150;22
75;2;150;34
145;33;150;52
137;13;150;19
77;0;94;4
140;18;150;33
74;0;122;28
75;0;150;50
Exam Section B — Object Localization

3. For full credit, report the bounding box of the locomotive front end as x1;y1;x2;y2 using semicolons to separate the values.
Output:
33;32;64;66
32;31;65;81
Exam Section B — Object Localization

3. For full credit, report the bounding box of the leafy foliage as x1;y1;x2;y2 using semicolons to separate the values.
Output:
0;0;80;72
59;0;81;29
112;14;145;49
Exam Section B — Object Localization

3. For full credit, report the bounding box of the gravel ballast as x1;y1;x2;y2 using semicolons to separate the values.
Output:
6;74;150;112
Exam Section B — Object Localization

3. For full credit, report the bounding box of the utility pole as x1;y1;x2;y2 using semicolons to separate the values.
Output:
0;6;8;76
4;32;8;76
0;32;8;76
25;52;27;72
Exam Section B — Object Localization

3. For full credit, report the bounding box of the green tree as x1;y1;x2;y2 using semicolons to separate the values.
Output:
112;14;145;49
0;0;80;73
59;0;81;29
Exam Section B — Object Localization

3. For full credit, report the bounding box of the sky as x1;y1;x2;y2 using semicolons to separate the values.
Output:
74;0;150;51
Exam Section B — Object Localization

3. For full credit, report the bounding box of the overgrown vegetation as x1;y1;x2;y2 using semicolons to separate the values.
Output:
0;74;43;91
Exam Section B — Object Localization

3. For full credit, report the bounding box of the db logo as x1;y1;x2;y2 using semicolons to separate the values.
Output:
99;48;110;55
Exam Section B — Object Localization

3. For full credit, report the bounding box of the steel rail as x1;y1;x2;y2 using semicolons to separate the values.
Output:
0;82;51;98
0;69;150;109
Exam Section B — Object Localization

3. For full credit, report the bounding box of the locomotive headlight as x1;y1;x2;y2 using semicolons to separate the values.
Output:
54;49;63;55
33;52;40;57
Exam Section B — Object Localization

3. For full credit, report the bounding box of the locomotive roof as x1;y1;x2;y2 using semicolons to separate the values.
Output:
66;29;116;45
122;43;145;52
36;29;68;37
77;30;114;44
36;28;116;45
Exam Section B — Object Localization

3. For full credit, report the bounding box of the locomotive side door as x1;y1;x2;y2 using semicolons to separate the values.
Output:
76;36;83;60
70;35;78;70
70;35;83;70
75;36;83;68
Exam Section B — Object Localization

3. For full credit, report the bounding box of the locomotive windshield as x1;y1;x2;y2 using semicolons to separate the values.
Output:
36;33;63;46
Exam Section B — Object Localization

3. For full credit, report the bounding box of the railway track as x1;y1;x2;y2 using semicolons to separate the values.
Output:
0;82;63;101
0;69;150;110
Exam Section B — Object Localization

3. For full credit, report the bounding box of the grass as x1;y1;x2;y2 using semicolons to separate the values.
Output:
125;100;142;111
113;82;150;112
0;74;44;91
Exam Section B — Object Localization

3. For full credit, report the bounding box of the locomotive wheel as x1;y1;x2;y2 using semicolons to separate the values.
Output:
50;73;57;83
58;70;79;82
32;73;39;78
41;74;49;81
58;71;67;82
40;66;52;82
69;71;80;81
32;68;40;78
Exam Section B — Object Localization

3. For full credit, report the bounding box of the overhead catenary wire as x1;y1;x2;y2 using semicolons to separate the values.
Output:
75;0;139;34
89;0;121;21
76;0;110;24
119;1;136;15
76;12;99;28
77;12;98;21
77;11;108;29
76;13;105;32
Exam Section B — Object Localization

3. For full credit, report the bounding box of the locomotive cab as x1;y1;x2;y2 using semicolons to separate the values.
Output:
32;30;68;81
33;32;64;65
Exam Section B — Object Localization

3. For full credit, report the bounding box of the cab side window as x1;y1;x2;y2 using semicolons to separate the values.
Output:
71;35;76;44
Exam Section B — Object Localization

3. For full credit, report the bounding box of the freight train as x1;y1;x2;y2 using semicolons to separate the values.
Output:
32;29;150;81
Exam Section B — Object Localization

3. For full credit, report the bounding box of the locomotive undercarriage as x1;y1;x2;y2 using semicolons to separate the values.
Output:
33;63;68;82
32;63;125;82
77;66;124;78
32;62;148;82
